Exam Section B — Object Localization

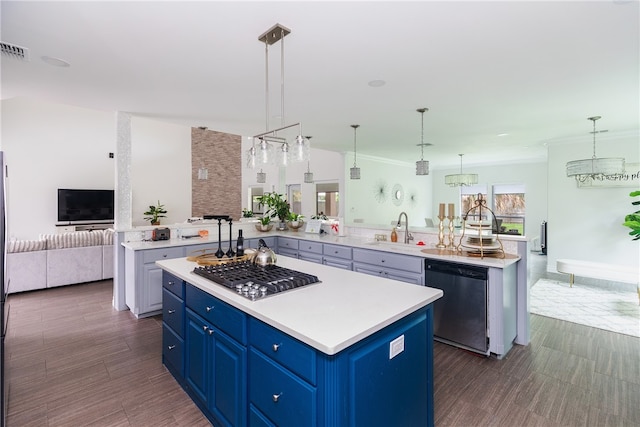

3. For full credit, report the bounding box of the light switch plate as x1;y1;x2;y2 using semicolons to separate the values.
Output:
389;335;405;359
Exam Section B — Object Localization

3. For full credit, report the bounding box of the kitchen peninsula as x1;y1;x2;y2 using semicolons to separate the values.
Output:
157;255;443;427
120;224;527;359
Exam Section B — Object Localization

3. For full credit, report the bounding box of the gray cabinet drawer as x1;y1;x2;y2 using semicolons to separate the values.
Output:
143;246;184;264
298;240;322;254
352;248;423;274
277;237;299;250
323;244;352;260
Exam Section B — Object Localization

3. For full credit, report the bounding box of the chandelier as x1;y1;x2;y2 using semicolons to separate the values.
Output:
445;154;478;187
415;107;430;176
350;124;361;180
566;116;625;183
246;23;310;182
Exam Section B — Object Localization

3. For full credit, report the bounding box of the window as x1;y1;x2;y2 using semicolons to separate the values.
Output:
493;184;525;235
316;182;339;217
460;184;488;221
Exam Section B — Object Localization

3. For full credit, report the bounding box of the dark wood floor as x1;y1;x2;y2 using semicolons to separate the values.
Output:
5;280;640;426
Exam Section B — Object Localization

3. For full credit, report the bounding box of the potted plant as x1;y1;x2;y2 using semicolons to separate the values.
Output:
287;212;305;231
257;192;290;229
144;200;167;225
255;215;273;232
242;208;254;218
622;190;640;241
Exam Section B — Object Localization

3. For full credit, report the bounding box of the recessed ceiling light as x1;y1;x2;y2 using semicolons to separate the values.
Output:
41;56;70;67
368;80;386;88
497;133;509;137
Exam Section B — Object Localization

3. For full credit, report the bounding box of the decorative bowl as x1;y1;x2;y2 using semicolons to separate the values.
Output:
255;223;273;232
287;220;305;231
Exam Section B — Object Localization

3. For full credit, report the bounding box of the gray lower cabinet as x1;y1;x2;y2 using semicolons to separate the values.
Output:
352;248;424;285
125;246;185;317
321;244;352;270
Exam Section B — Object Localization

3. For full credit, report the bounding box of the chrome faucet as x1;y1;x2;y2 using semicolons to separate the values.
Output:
396;212;413;244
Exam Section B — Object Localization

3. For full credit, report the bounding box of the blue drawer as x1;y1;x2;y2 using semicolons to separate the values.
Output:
323;244;352;260
163;271;184;299
162;324;184;379
185;284;247;345
249;349;316;427
352;248;423;274
162;288;184;337
277;237;299;251
249;317;316;385
298;240;322;254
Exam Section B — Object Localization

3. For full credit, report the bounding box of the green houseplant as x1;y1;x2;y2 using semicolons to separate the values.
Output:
622;190;640;241
144;200;167;225
257;192;290;228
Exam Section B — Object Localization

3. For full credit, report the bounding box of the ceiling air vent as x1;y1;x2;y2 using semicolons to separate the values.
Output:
1;42;30;61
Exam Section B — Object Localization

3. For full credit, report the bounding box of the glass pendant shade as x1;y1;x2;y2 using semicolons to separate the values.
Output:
566;116;625;182
256;169;266;183
350;166;361;180
445;154;478;187
416;160;429;176
278;142;290;166
258;139;274;165
415;108;430;176
246;145;257;169
304;160;314;183
445;173;478;187
350;124;361;180
293;135;310;162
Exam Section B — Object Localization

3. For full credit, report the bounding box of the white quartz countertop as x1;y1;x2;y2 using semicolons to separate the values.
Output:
124;229;520;269
156;256;443;355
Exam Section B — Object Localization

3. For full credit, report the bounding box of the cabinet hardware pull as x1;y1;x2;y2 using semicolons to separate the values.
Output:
203;326;209;331
206;306;213;312
168;280;174;285
272;392;283;402
272;343;281;352
167;345;175;350
168;309;175;314
163;254;167;258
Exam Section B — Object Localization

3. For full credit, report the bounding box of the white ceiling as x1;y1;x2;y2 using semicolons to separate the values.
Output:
1;0;638;169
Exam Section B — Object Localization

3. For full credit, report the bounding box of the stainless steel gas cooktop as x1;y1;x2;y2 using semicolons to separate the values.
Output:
192;260;320;301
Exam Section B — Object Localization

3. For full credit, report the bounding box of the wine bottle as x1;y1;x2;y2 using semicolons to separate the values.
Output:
236;229;244;256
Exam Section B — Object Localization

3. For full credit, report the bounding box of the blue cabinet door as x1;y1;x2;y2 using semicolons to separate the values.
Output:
185;310;210;406
210;330;247;427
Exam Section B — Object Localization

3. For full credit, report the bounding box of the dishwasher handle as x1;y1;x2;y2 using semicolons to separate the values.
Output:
425;261;488;281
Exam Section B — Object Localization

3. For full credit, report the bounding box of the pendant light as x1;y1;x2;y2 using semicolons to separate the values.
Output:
445;154;478;187
303;136;314;183
256;169;266;183
415;107;430;176
246;23;310;176
350;124;361;180
566;116;625;183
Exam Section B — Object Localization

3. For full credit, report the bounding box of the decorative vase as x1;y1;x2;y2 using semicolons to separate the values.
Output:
255;223;273;232
287;220;304;231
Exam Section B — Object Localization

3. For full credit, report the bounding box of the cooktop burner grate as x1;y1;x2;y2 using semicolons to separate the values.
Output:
192;260;320;300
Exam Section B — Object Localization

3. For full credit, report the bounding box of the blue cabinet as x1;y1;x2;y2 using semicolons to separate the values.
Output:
164;280;435;427
183;285;247;427
162;272;185;381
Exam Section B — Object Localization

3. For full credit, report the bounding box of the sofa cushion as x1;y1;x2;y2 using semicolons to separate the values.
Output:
40;231;104;249
8;239;47;253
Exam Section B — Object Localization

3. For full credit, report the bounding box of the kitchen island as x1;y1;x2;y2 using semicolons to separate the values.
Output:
157;255;443;427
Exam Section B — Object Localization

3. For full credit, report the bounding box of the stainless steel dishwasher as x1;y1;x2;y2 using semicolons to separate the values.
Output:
425;260;489;355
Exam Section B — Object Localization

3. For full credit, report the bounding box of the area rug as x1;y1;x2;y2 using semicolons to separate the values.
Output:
530;279;640;337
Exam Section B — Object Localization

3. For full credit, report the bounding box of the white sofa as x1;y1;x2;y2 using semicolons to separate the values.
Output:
7;229;114;294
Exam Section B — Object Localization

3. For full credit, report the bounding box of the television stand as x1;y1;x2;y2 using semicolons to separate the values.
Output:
55;222;114;233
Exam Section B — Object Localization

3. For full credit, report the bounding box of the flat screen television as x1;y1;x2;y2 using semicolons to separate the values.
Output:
57;189;114;223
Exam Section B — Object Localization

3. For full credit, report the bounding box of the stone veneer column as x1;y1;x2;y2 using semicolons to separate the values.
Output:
191;127;241;218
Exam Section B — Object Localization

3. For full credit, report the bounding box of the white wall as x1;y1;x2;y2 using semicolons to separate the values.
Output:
0;97;193;238
344;154;432;227
431;160;548;240
130;117;191;226
1;97;115;239
547;133;640;271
